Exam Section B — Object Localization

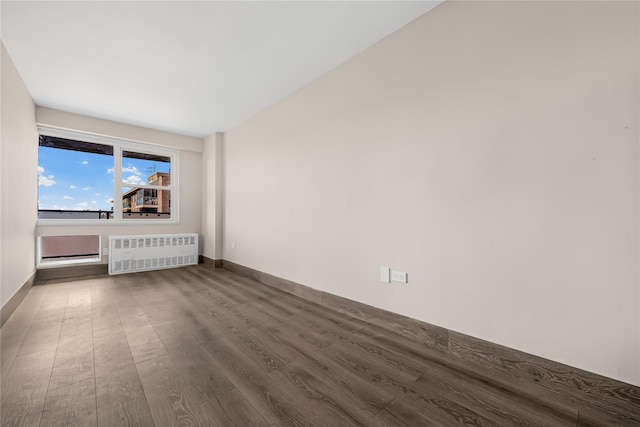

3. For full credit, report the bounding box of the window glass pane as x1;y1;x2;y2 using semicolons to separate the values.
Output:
122;186;171;219
38;141;114;220
122;151;171;186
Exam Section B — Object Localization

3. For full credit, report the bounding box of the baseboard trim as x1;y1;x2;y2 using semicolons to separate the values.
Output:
222;260;640;425
36;263;108;282
200;255;223;268
1;271;36;327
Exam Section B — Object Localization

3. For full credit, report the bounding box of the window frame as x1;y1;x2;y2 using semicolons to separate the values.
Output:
37;126;180;226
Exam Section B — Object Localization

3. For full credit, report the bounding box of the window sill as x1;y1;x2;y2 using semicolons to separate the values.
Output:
37;257;103;269
37;219;180;227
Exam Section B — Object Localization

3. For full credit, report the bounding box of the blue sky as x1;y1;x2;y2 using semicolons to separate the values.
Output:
38;147;170;211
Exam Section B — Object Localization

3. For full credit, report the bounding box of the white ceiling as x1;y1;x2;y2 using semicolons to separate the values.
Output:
1;1;441;138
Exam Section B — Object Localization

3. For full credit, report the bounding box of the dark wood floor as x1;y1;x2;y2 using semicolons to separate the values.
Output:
0;265;612;426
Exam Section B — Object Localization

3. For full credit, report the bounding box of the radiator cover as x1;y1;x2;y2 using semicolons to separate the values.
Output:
108;234;198;275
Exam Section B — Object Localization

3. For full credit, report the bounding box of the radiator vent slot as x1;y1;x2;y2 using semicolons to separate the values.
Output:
108;234;198;275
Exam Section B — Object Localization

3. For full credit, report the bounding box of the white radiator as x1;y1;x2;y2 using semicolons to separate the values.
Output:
108;233;198;275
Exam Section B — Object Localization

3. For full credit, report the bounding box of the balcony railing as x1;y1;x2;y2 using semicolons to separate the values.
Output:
135;197;158;207
39;209;171;220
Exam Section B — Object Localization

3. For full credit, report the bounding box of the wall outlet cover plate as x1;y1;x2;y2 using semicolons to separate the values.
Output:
380;267;390;283
391;270;407;283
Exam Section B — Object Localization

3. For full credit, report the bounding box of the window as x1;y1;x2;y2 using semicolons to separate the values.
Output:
37;128;179;223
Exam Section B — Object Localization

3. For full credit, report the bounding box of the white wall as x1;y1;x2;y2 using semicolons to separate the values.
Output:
36;108;204;255
223;1;640;384
1;42;38;307
202;132;223;260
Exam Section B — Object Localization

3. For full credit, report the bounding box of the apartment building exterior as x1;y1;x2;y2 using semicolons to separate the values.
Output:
122;172;170;214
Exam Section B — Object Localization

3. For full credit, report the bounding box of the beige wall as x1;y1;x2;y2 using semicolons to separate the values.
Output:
37;107;202;153
36;108;204;256
1;42;38;307
223;1;640;384
202;132;224;260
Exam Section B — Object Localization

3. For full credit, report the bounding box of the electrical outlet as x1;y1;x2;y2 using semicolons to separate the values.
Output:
380;267;390;283
391;270;407;283
102;247;109;255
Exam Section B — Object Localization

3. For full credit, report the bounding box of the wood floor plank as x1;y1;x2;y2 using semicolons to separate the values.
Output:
169;266;228;295
320;340;420;395
449;330;640;423
65;285;92;309
200;337;317;426
153;315;221;348
241;313;397;418
204;326;362;426
90;303;122;339
200;388;271;427
48;302;94;391
238;301;333;352
209;313;289;374
119;306;169;364
1;350;57;427
0;286;64;376
268;366;371;426
39;378;97;427
411;367;576;426
48;338;94;391
335;327;429;380
94;328;154;427
135;355;217;426
184;268;262;305
289;305;367;342
141;299;201;327
155;324;236;403
272;360;383;425
375;398;465;426
359;325;586;423
96;277;139;310
13;321;62;366
1;283;68;379
382;388;502;427
191;266;274;297
0;327;25;379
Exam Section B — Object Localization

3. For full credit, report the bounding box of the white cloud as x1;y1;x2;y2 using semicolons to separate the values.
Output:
105;198;114;204
81;161;88;165
82;186;91;191
70;185;77;189
74;202;89;210
91;201;97;204
38;175;56;187
108;165;143;178
38;165;56;186
94;193;101;196
63;195;73;200
123;165;142;175
123;175;143;185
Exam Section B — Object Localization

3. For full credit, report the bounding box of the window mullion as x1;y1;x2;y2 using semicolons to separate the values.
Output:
114;146;123;221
